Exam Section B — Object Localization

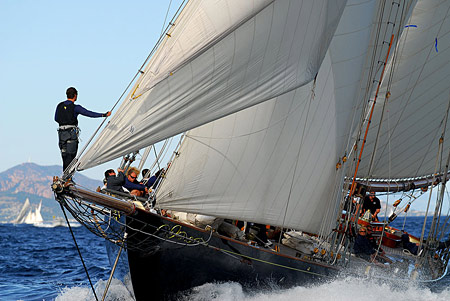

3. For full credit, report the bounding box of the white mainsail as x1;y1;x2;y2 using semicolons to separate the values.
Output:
356;0;450;180
13;198;31;224
77;0;347;170
156;0;387;233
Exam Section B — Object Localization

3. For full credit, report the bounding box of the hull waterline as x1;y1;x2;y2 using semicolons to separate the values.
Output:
125;210;337;300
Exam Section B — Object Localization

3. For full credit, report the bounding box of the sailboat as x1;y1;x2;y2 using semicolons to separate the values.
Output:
13;199;44;225
13;198;31;224
52;0;450;299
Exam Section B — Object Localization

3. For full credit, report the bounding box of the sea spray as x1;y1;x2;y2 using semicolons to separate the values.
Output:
55;275;450;300
56;279;134;301
177;276;450;301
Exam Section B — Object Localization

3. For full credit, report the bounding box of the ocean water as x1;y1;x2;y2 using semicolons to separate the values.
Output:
1;217;450;301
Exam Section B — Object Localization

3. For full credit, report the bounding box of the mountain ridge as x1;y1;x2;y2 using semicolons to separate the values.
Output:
0;162;101;222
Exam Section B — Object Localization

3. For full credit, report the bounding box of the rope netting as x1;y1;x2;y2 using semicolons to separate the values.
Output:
54;191;212;254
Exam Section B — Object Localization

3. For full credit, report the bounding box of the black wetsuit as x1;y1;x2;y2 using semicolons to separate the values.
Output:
54;100;104;171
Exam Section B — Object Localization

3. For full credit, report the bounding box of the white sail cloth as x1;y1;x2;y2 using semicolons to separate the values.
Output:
357;0;450;179
156;0;378;233
13;198;31;224
77;0;346;171
13;199;44;224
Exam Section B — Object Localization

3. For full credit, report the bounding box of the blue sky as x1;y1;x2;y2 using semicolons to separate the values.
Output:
0;0;183;180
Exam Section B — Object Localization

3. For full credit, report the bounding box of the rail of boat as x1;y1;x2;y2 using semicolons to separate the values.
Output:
52;177;450;286
52;177;340;263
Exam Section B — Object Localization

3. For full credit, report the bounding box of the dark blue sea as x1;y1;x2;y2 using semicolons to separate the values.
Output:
1;216;450;300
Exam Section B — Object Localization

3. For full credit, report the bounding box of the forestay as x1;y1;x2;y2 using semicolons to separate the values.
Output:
77;0;346;171
156;0;380;233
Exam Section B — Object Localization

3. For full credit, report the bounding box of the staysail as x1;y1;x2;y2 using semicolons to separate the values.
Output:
77;0;347;171
156;0;385;233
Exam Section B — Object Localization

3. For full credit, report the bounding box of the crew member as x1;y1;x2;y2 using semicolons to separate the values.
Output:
105;168;125;192
55;87;111;171
362;191;381;221
353;226;377;262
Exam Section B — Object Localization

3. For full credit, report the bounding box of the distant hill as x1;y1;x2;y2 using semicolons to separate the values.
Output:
0;163;101;223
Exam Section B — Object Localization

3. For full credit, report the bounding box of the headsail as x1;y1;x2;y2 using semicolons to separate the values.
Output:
77;0;347;171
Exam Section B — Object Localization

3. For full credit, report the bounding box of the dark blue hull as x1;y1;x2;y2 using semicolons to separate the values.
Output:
125;210;338;300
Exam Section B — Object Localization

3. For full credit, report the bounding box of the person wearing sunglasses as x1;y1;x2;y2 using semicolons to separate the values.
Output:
124;167;148;197
353;226;379;263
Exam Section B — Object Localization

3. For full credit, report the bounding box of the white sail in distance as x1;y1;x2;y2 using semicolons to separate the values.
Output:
13;199;44;224
77;0;347;171
24;200;44;224
13;198;31;224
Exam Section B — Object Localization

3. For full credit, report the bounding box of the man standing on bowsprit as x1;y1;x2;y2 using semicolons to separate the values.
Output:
55;87;111;172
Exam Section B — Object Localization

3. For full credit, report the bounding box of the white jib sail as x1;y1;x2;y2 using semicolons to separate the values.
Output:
156;0;379;233
77;0;347;171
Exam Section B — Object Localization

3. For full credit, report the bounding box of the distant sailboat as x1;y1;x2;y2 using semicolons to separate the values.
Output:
13;198;31;224
13;199;43;225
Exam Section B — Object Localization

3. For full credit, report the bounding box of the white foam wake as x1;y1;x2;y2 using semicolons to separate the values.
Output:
182;276;450;301
55;276;450;301
55;279;134;301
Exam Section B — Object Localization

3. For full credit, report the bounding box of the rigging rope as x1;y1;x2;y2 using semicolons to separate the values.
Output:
137;146;152;172
433;148;450;239
418;138;443;252
437;189;450;241
371;3;407;261
376;3;450;178
348;34;395;199
279;78;316;246
64;1;187;178
59;202;99;301
101;234;125;301
349;0;388;159
152;144;162;172
335;2;406;265
160;0;173;37
429;93;450;241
